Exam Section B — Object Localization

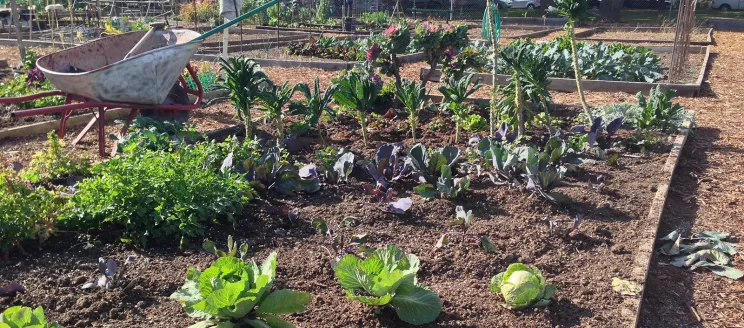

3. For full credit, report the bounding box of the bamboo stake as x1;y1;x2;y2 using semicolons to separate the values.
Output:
9;0;26;59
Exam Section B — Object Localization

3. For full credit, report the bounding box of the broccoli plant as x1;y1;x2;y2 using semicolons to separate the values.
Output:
333;245;442;325
333;72;380;147
394;79;429;142
259;81;296;139
406;143;460;184
437;73;482;144
635;86;687;132
218;57;270;138
548;0;594;122
0;306;62;328
490;263;556;310
290;77;337;143
171;253;311;328
413;166;470;199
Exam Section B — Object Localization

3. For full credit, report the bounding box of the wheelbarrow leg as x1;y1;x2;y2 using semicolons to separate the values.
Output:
96;107;107;157
72;109;101;146
58;96;74;138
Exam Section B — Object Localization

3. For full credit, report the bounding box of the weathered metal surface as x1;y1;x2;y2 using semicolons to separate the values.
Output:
36;29;202;105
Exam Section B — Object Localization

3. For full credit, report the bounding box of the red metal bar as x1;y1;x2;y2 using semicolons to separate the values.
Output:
98;107;105;157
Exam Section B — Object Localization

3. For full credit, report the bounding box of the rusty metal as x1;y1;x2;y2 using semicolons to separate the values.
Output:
36;29;202;105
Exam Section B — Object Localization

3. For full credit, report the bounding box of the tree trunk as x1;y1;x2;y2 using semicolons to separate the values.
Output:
600;0;623;22
9;0;26;59
567;23;593;121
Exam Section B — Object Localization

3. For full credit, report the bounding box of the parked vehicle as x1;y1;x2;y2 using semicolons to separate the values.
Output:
623;0;667;9
504;0;541;9
712;0;744;10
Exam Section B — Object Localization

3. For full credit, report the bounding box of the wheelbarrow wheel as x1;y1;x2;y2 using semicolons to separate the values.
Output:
141;83;190;124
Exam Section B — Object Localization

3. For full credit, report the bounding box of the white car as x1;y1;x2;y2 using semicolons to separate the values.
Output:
712;0;744;10
504;0;542;9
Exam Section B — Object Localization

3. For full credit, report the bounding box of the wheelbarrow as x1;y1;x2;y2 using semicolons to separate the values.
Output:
1;0;282;157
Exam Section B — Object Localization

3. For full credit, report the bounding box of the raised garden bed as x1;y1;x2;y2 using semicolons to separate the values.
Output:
194;49;425;70
0;96;693;327
577;27;714;45
254;24;377;35
421;45;711;97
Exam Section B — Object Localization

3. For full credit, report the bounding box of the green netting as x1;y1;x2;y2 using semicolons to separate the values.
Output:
481;1;501;44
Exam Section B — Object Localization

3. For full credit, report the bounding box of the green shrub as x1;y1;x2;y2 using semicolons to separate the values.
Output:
61;144;255;246
1;168;63;254
22;131;91;184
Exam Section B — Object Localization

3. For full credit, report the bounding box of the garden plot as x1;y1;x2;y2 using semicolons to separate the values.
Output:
468;25;562;40
578;27;713;45
0;19;697;328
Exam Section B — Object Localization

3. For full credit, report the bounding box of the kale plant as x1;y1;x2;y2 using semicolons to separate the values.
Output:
437;73;482;144
394;79;429;142
334;245;442;325
290;77;337;143
218;57;270;138
258;81;296;138
333;72;380;147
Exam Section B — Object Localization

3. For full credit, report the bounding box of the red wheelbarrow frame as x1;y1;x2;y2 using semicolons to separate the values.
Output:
1;64;204;157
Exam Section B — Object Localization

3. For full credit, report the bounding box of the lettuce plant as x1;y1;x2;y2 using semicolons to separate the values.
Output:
171;253;311;328
333;72;380;147
334;245;441;325
0;306;62;328
490;263;555;310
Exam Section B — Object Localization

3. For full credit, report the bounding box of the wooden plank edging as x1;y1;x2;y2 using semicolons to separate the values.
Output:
576;27;714;45
0;108;130;139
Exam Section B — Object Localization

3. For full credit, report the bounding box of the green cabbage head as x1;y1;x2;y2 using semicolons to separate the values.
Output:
490;263;555;310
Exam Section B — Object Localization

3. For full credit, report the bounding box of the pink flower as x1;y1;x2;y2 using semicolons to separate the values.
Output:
366;43;381;61
422;22;439;32
385;25;400;37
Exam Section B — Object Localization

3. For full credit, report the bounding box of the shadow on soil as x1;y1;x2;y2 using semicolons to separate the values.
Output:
637;126;719;328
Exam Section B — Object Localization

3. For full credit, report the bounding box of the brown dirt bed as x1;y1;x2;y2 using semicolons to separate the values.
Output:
584;29;709;42
0;87;679;328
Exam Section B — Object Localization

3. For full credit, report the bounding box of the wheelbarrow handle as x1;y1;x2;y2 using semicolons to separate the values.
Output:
124;23;168;60
191;0;282;42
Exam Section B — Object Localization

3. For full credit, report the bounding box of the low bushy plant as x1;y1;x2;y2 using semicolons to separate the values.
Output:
0;306;62;328
61;145;254;247
22;131;91;183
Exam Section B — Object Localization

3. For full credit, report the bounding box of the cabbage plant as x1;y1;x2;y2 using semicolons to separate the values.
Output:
0;306;61;328
334;245;442;325
490;263;555;310
171;253;311;328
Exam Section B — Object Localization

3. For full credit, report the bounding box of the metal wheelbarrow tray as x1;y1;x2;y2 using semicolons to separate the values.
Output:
1;29;205;157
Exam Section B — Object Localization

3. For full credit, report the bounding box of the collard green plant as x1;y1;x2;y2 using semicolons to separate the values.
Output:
61;145;254;247
116;117;202;153
490;263;556;310
636;86;688;132
437;73;482;144
239;145;321;195
259;81;295;138
21;131;91;184
171;253;311;328
290;77;337;143
658;230;742;280
413;166;470;199
406;143;460;184
1;168;62;255
333;72;380;147
0;306;62;328
218;57;270;138
333;245;442;325
394;79;428;142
